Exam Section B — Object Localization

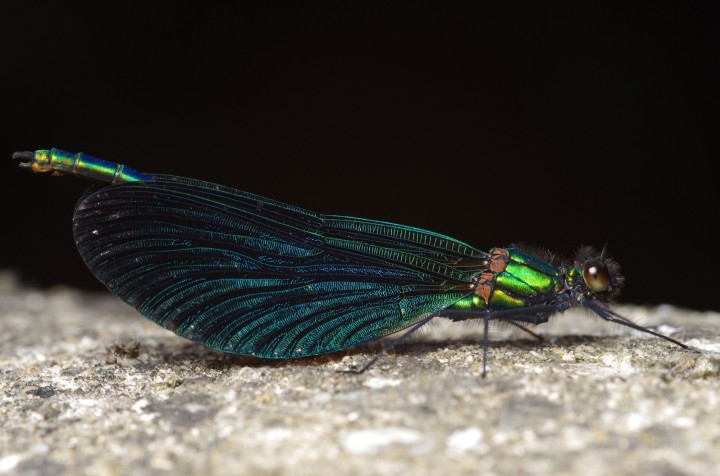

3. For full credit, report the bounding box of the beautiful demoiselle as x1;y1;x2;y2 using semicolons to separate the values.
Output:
14;148;689;376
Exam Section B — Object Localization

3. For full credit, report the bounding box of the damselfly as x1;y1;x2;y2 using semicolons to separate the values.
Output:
14;148;688;376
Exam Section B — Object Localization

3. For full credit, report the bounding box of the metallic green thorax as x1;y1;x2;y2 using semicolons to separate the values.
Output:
449;247;567;311
21;148;151;183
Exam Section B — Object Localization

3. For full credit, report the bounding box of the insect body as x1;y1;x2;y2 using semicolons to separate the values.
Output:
14;148;688;376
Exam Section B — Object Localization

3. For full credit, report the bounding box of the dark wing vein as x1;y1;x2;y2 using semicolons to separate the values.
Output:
73;175;488;358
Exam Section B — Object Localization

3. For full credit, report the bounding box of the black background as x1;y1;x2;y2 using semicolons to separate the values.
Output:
1;4;718;310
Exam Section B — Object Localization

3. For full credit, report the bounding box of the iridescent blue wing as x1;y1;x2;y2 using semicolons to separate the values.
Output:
73;175;489;358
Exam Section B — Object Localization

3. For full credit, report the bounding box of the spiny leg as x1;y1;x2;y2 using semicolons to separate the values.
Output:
507;321;544;341
443;304;570;377
582;298;689;349
482;312;490;378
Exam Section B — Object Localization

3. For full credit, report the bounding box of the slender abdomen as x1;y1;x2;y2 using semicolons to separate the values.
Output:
15;148;151;183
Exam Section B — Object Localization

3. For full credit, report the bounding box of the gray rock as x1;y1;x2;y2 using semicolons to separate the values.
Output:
1;272;719;476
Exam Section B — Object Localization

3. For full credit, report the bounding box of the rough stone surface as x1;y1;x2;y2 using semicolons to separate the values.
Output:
1;272;719;476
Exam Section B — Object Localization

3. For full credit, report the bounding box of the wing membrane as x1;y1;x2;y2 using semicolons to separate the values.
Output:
73;175;487;358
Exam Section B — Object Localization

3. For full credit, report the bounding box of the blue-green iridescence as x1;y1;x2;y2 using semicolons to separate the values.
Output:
487;248;564;310
71;172;487;358
489;289;526;309
504;249;562;293
494;273;536;297
23;147;614;360
17;147;693;371
448;295;483;311
33;148;151;183
506;248;559;276
567;267;581;288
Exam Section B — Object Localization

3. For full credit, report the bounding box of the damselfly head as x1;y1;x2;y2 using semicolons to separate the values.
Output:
573;246;624;302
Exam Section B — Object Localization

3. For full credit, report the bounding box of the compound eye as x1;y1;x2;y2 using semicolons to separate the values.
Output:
583;259;610;292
